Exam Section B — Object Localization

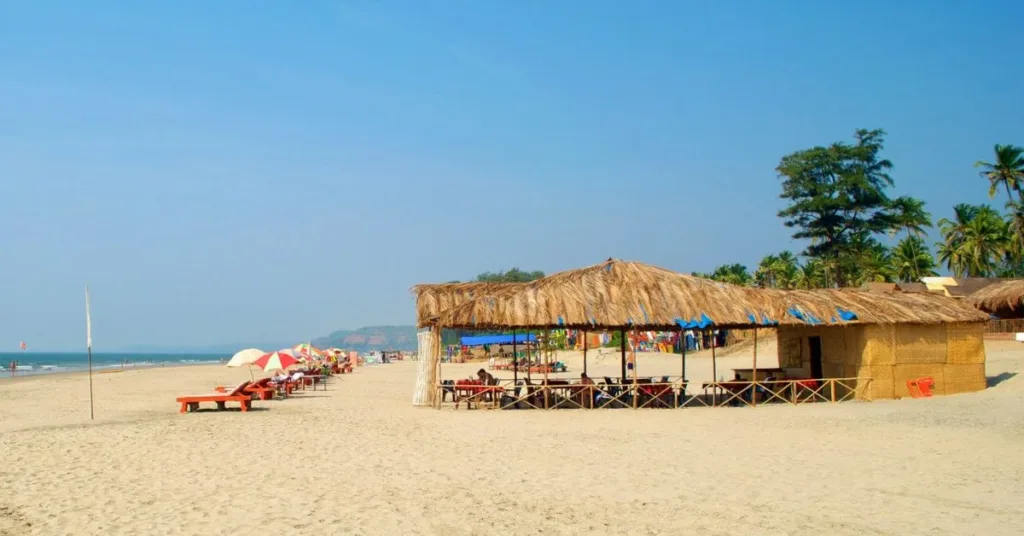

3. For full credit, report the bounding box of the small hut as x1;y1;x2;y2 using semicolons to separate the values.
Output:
965;279;1024;319
766;289;989;399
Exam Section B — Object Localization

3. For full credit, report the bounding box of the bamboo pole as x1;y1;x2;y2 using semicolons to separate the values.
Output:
512;330;518;385
752;328;758;407
626;330;634;409
619;329;626;383
710;329;718;406
543;331;550;409
582;330;588;375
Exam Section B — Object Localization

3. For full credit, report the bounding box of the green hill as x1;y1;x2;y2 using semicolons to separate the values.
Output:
311;325;417;352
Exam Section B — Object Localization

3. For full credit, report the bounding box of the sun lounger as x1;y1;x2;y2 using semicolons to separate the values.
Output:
213;378;276;401
243;378;276;400
177;381;253;414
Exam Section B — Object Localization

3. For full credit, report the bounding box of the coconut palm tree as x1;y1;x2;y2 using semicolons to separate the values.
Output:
794;259;826;289
937;204;980;277
891;236;939;282
939;205;1010;277
754;254;779;288
976;144;1024;201
774;251;799;289
959;209;1011;277
852;242;895;285
709;263;753;286
888;196;932;238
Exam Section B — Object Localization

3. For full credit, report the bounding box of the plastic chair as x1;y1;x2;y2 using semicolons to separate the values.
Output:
906;377;934;398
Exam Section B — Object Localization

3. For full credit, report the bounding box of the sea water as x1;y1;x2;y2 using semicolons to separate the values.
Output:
0;352;227;377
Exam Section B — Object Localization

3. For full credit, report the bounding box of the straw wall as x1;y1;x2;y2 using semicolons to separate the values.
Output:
776;322;987;400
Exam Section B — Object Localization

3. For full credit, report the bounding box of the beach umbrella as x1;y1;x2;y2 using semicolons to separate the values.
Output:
293;343;324;358
253;350;301;372
227;348;265;380
227;348;264;367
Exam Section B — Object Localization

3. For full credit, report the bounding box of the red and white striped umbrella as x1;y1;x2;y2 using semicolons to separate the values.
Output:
252;350;301;372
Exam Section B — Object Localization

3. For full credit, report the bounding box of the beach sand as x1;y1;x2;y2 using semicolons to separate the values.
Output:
2;341;1023;535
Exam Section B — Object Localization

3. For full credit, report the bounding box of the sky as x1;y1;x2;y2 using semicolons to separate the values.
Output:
1;0;1022;351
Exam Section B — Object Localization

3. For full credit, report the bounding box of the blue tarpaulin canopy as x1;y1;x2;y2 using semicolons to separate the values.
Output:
460;334;537;346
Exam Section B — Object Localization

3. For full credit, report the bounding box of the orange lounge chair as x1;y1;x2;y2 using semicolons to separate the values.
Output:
244;378;276;400
177;381;253;414
213;378;276;401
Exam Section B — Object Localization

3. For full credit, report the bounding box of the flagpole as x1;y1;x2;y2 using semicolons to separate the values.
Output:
86;285;95;420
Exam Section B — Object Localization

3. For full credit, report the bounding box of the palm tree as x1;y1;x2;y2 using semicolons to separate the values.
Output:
853;243;895;285
794;259;826;289
888;196;932;238
976;144;1024;201
1004;199;1024;261
710;264;753;286
959;209;1010;277
891;236;939;282
937;204;981;277
939;204;1010;277
755;254;779;288
774;251;799;289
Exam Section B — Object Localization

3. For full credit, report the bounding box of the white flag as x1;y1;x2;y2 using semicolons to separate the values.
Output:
85;286;93;350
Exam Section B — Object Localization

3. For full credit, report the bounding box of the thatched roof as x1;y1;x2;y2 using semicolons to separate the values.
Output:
412;282;525;328
421;259;988;330
965;279;1024;313
764;288;989;326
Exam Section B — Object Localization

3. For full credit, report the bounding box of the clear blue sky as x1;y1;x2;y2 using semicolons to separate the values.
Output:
1;0;1022;351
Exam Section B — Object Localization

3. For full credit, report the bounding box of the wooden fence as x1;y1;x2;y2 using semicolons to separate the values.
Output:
986;319;1024;333
433;377;873;410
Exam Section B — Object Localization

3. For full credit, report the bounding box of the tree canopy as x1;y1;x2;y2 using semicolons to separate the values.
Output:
775;129;932;286
474;267;545;283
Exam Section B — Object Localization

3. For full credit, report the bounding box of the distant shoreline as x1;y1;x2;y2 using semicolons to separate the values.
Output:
0;361;226;382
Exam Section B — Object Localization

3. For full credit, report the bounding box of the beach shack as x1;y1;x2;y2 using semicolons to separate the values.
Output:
413;259;991;409
774;323;986;400
767;287;989;399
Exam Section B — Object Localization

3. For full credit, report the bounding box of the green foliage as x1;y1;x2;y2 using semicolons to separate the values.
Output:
794;259;826;289
603;330;623;349
891;236;939;282
705;263;753;285
976;144;1024;201
475;267;545;283
755;252;799;288
937;204;1013;278
776;129;912;286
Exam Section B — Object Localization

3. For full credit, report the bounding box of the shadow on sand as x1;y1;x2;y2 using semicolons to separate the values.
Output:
986;372;1017;388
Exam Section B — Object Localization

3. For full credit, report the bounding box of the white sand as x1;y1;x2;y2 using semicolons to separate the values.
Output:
1;341;1023;535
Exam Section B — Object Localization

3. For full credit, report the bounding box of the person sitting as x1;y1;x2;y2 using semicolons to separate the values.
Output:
475;369;498;402
579;372;596;407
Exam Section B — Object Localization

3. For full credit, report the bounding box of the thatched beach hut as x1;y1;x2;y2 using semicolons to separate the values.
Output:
965;279;1024;318
415;259;990;406
766;288;989;399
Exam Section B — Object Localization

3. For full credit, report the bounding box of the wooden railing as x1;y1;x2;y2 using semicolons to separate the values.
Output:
432;377;873;410
986;319;1024;333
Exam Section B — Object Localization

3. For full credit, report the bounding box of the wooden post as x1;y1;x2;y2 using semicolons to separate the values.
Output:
619;329;626;383
512;330;518;385
626;330;634;409
582;330;588;375
543;330;550;409
752;328;758;407
710;329;718;406
526;332;532;382
680;328;687;406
